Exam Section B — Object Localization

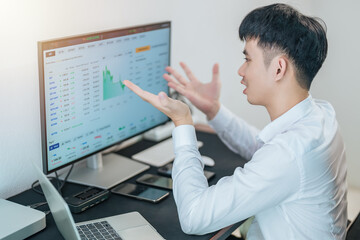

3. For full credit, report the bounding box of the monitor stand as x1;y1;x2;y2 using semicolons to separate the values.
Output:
59;153;149;189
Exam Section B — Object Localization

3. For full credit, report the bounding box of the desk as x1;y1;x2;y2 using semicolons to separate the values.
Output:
8;130;247;240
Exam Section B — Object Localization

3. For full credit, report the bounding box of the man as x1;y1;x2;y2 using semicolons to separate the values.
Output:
124;3;347;239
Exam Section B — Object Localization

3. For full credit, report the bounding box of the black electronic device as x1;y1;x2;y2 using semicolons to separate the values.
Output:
157;163;215;180
38;21;171;189
136;173;172;190
111;183;169;203
64;187;110;213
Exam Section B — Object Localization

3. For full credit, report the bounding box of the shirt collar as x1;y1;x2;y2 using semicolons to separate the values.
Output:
257;94;314;143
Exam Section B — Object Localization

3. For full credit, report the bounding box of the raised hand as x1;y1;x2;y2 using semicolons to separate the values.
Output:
123;80;193;127
163;62;221;120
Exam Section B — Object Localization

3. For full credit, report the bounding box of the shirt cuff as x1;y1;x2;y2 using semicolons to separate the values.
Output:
208;105;233;132
172;125;198;150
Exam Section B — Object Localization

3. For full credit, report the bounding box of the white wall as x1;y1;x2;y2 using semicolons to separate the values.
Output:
310;0;360;189
1;0;359;199
171;0;360;190
170;0;312;126
0;0;173;198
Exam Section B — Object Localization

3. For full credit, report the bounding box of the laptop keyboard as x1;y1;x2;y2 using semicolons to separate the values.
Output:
77;221;123;240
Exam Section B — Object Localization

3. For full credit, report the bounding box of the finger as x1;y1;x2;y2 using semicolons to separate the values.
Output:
167;82;187;97
212;63;220;83
158;91;185;114
123;80;157;104
158;91;170;105
165;66;189;85
164;73;187;92
123;80;144;96
163;73;178;85
180;62;199;83
164;74;183;88
156;92;178;117
157;92;186;121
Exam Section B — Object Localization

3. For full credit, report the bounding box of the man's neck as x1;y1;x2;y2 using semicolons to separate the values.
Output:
266;90;309;121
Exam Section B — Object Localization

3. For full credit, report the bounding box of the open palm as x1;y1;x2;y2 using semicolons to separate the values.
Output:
163;62;221;119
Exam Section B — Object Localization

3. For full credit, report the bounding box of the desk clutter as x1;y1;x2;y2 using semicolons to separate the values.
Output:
7;131;241;239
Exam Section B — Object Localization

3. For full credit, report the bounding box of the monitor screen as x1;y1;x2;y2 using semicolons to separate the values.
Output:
38;22;171;174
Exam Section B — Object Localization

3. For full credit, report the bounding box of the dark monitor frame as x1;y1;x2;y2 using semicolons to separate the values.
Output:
38;21;171;175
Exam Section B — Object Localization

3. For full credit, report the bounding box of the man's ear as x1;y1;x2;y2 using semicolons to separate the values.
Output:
274;56;287;82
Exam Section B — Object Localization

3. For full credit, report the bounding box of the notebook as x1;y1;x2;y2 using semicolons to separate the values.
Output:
33;163;164;240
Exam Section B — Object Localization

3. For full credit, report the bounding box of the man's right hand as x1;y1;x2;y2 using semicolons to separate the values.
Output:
163;62;221;120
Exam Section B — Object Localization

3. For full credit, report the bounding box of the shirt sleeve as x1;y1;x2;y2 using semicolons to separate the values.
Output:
208;105;261;160
172;125;301;235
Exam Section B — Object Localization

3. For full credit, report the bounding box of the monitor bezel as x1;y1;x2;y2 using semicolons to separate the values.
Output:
38;21;171;174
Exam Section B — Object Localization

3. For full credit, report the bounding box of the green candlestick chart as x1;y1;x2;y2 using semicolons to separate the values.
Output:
103;66;126;100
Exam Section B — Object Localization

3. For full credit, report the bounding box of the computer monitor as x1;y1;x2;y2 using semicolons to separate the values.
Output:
38;22;171;189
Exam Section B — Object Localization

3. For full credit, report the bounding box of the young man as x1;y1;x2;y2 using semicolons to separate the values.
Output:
124;3;347;239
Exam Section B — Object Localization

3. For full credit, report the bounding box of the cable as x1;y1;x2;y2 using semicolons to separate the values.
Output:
28;201;48;209
31;164;74;196
29;164;74;216
27;201;51;216
31;176;58;195
55;164;74;195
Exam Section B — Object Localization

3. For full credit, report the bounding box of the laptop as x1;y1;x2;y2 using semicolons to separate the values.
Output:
32;163;165;240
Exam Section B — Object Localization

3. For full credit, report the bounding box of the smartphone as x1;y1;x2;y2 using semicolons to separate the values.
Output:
64;187;110;213
111;183;169;203
136;173;173;190
158;163;215;180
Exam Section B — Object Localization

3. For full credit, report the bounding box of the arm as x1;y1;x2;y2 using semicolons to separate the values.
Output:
172;127;301;234
208;105;261;160
124;80;300;236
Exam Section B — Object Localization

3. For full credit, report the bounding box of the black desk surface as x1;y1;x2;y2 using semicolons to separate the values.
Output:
9;130;247;240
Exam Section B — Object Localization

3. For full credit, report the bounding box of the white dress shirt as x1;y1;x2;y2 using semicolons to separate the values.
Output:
171;95;347;239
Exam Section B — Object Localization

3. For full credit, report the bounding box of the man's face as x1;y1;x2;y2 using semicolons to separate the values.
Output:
238;39;274;106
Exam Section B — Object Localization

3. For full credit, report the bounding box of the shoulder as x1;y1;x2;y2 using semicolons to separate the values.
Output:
283;98;338;152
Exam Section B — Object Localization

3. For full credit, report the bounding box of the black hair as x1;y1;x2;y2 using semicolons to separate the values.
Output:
239;3;328;90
